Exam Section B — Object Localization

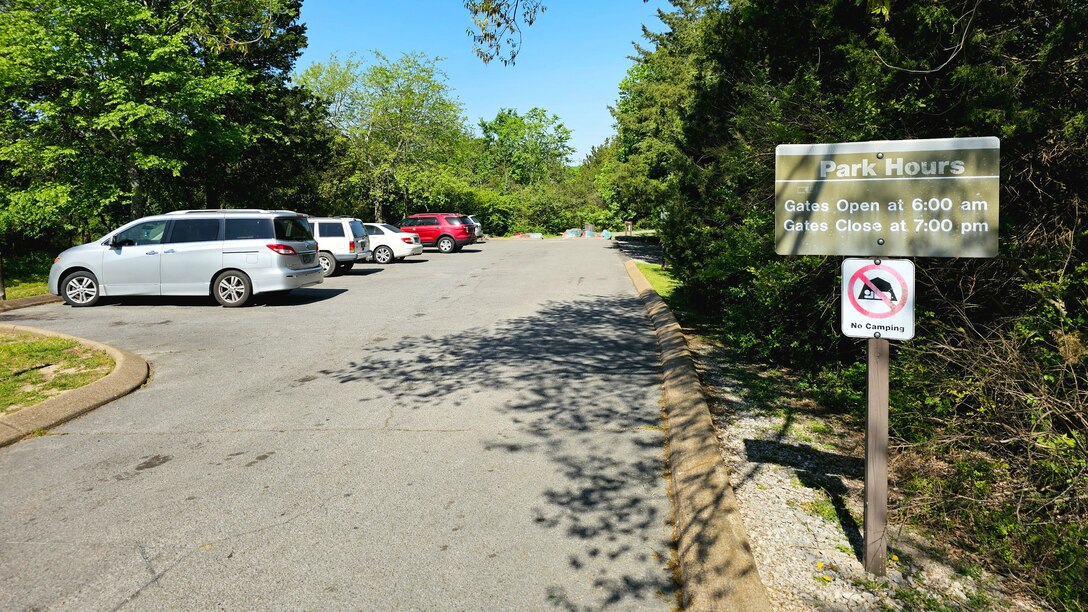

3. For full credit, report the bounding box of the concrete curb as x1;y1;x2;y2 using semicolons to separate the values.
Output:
0;324;149;448
625;260;772;611
0;294;62;312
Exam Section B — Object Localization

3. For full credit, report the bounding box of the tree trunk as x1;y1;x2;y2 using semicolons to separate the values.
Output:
128;164;145;219
205;176;220;209
0;245;7;301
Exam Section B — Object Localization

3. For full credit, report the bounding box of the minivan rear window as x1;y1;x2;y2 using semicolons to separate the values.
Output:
349;220;366;238
226;218;273;240
275;217;314;241
444;217;464;225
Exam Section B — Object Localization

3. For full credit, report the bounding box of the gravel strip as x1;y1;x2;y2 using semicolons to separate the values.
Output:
685;334;1050;612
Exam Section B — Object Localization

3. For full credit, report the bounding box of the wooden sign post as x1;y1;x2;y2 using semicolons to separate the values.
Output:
865;338;890;575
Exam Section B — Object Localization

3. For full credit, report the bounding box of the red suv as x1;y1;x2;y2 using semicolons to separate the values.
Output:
396;213;477;253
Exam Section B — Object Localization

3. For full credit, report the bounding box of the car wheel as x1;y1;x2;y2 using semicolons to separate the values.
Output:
213;270;252;307
61;271;101;307
374;245;394;264
437;236;455;253
318;251;336;277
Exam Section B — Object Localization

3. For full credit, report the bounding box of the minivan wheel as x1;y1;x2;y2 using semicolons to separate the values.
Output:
62;271;101;307
213;270;252;307
318;252;336;277
374;245;394;264
437;236;455;253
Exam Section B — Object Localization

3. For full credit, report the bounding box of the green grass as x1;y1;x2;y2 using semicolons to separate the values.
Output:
2;251;54;300
635;262;679;301
802;493;840;523
892;587;960;612
0;332;113;414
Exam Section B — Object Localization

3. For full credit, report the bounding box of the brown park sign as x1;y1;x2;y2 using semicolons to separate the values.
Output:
775;137;999;257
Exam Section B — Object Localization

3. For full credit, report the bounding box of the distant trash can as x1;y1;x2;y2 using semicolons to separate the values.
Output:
584;224;596;234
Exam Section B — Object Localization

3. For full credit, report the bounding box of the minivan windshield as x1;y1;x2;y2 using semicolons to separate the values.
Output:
275;217;314;241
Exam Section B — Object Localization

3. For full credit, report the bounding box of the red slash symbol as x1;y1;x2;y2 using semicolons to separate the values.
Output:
848;264;908;319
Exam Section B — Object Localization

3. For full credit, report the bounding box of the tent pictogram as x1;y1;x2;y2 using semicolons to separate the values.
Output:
858;276;897;302
847;264;909;319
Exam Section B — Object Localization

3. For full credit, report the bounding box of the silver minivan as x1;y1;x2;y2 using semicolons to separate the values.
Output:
48;209;323;307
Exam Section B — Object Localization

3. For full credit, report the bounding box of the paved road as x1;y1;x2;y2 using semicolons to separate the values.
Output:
0;240;673;610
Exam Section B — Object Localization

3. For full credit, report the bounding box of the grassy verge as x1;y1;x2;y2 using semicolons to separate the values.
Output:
635;261;679;300
0;332;113;415
2;251;53;300
633;262;718;332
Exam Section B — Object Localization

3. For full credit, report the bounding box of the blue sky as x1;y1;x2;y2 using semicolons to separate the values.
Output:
294;1;669;161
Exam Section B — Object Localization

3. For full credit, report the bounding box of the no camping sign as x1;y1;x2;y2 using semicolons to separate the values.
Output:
841;259;915;340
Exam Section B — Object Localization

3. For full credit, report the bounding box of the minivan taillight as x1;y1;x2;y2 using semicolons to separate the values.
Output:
267;244;298;256
349;242;356;253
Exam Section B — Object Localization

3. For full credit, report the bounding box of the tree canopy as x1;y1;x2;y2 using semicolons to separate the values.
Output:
0;0;325;237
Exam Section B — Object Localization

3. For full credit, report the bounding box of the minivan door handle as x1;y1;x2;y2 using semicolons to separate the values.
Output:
163;249;176;254
145;250;159;256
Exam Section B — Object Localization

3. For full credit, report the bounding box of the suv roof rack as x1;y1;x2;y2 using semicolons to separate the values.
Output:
165;209;301;215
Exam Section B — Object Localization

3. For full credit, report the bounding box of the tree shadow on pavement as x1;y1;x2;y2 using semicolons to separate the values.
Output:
611;236;663;265
320;295;676;609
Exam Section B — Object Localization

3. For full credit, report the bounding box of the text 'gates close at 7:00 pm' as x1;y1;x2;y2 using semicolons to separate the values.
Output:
841;258;915;340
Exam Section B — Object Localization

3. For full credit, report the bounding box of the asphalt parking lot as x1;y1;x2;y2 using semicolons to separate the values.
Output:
0;239;674;610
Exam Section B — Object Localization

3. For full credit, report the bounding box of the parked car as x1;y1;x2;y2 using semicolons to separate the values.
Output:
362;223;423;264
48;209;322;308
306;216;370;277
395;213;476;253
465;215;485;242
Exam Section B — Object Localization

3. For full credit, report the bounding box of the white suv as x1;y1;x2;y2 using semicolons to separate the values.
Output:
466;215;485;242
49;209;323;307
306;217;371;277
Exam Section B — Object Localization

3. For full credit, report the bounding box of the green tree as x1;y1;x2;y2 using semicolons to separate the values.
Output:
0;0;312;238
477;107;573;188
464;0;546;65
296;52;470;221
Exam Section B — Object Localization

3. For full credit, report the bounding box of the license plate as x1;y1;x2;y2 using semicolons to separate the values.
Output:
302;254;314;264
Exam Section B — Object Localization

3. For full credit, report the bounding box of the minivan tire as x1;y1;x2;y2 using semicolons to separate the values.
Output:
373;245;394;264
437;236;455;253
213;270;252;307
318;251;336;277
61;271;101;307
